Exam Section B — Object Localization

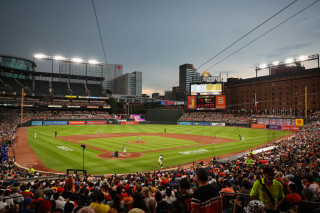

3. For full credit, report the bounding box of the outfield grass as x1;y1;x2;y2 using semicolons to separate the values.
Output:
27;124;291;174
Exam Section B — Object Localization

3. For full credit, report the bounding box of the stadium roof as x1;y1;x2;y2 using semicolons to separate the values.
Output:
0;54;37;67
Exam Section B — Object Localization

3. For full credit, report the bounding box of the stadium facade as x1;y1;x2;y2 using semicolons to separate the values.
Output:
224;66;320;113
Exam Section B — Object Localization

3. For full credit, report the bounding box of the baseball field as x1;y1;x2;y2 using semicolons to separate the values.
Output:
17;124;292;174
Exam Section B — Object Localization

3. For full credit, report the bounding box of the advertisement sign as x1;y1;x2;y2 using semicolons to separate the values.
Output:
251;117;257;124
121;121;139;125
87;121;107;125
69;121;85;125
211;123;226;126
251;124;266;129
48;105;62;108
295;119;304;126
43;121;68;125
32;121;43;126
266;125;282;130
67;106;81;108
215;95;226;109
179;122;192;126
282;126;300;131
191;122;211;126
187;96;197;109
87;106;99;109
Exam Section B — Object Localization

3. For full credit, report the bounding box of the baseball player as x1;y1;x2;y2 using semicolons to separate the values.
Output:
158;154;163;168
122;145;126;156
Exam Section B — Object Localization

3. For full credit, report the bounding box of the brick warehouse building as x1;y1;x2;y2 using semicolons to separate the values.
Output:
224;66;320;114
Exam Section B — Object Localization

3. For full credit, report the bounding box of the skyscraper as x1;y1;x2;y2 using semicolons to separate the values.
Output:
179;64;200;100
113;71;142;96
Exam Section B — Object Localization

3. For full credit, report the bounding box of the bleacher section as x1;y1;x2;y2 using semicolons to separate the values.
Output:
0;76;22;94
16;78;33;95
34;80;50;96
51;81;69;96
70;82;86;96
86;83;103;97
0;76;106;98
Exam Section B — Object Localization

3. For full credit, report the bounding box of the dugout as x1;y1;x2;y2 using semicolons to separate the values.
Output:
145;109;183;124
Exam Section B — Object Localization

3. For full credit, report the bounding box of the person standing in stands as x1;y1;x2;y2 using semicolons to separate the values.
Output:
250;165;285;213
191;168;222;213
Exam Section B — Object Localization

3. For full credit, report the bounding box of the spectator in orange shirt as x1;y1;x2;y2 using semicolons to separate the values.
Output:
220;181;234;197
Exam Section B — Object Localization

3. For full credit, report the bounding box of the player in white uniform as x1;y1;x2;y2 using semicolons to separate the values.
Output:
137;137;141;143
34;132;37;139
158;154;163;168
122;146;126;156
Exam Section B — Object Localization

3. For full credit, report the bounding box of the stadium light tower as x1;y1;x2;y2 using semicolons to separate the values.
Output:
255;54;319;77
33;53;103;76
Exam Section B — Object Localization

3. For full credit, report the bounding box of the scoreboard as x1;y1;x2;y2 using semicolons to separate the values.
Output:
187;95;226;110
188;82;225;110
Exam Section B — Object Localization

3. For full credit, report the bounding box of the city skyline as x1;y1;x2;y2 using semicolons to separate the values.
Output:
1;0;320;96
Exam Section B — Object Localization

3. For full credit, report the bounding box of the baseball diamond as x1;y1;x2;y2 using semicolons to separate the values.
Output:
14;124;292;174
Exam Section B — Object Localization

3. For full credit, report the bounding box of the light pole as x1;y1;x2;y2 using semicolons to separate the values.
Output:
81;144;86;171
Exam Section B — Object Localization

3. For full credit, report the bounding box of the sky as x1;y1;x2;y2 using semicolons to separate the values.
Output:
1;0;320;96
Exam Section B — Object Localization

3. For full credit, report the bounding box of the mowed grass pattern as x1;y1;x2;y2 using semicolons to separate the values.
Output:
27;124;291;174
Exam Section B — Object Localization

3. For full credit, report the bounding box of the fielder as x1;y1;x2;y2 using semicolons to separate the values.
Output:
137;136;141;143
34;132;37;139
122;145;126;156
158;154;163;168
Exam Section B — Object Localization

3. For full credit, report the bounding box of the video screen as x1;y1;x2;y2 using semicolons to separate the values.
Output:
191;83;222;95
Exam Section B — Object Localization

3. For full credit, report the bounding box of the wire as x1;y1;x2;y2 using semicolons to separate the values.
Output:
196;0;298;70
205;0;320;71
91;0;111;80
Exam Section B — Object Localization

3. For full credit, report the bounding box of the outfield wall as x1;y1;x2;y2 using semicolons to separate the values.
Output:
145;109;183;124
21;119;115;127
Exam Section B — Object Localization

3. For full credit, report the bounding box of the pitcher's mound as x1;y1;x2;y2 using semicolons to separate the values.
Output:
128;141;148;144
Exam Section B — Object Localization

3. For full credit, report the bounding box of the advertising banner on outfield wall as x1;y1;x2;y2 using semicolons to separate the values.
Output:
282;126;300;131
69;121;85;125
43;121;68;125
179;122;192;125
251;124;266;129
266;125;282;130
32;121;43;126
211;123;225;126
191;122;211;126
295;119;304;126
121;121;139;125
87;121;107;125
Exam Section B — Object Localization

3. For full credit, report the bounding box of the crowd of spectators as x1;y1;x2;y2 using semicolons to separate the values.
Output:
21;111;113;122
0;113;319;213
179;112;251;124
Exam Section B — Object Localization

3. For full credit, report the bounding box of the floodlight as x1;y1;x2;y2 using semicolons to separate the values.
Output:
88;59;100;65
71;58;84;63
259;64;268;69
272;61;280;66
297;55;308;62
53;55;65;61
34;54;47;59
285;58;294;64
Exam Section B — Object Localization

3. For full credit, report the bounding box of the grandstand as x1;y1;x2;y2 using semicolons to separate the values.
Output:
1;55;320;213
